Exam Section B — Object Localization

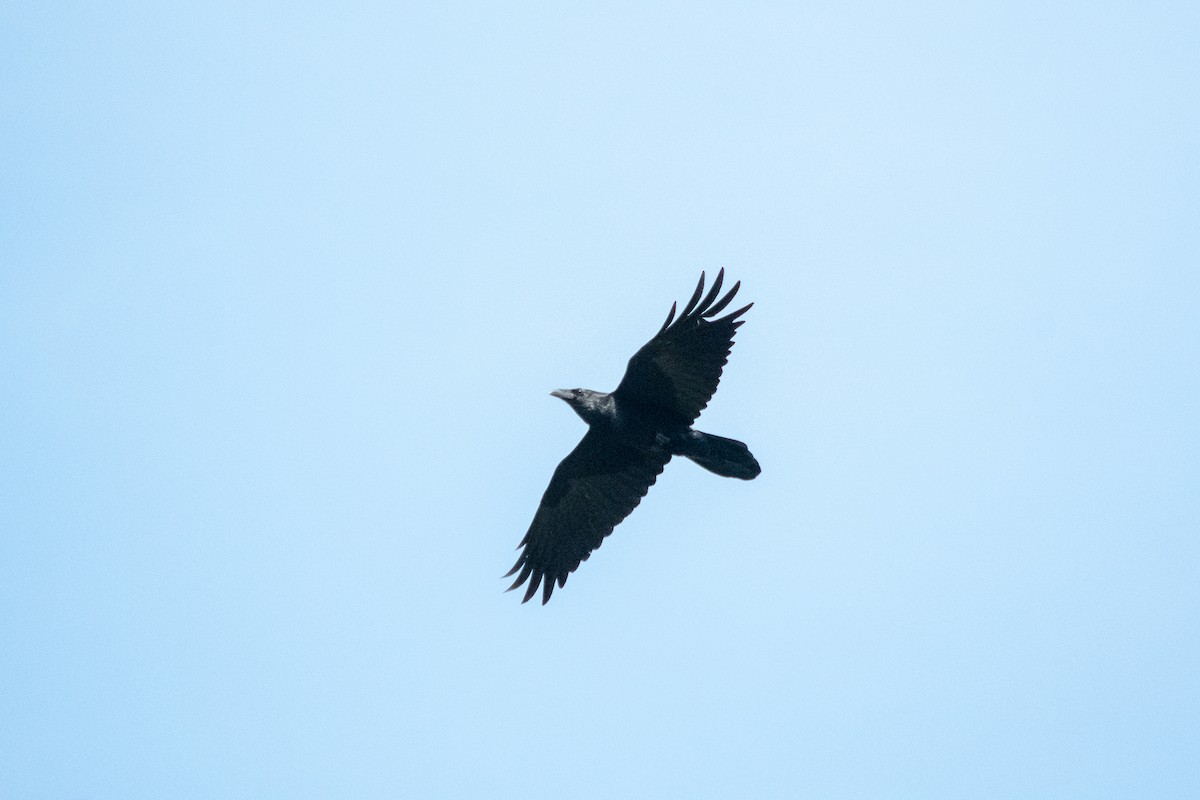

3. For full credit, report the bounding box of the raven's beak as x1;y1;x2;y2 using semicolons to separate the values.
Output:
550;389;571;401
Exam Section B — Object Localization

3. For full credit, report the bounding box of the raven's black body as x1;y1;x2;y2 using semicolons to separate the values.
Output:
506;269;759;604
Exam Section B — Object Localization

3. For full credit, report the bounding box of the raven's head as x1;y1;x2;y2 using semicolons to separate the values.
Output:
551;388;610;425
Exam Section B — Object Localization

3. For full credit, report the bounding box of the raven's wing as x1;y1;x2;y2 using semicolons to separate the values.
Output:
612;268;752;426
505;427;671;604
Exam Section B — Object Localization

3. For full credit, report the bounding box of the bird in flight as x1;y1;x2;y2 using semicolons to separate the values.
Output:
506;269;760;604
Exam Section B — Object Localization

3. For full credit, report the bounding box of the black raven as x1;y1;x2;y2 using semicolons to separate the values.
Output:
506;269;760;604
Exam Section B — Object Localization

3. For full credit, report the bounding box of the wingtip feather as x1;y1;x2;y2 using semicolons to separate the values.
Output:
697;268;725;315
679;271;706;319
505;560;532;589
726;301;753;320
660;301;677;333
706;280;741;317
522;573;541;603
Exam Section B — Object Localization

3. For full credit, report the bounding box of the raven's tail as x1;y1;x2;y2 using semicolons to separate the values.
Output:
673;430;761;480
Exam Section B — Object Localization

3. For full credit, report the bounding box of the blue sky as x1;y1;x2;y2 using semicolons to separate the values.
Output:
2;2;1197;797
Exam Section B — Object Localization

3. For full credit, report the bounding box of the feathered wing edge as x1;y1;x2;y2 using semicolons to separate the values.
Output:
503;462;665;605
630;267;753;423
504;429;671;605
503;521;573;605
503;549;558;605
658;268;753;335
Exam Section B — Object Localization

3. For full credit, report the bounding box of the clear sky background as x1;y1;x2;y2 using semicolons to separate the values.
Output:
2;3;1197;798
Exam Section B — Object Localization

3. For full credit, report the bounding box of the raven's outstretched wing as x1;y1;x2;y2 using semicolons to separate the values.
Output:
505;428;671;604
613;268;752;426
